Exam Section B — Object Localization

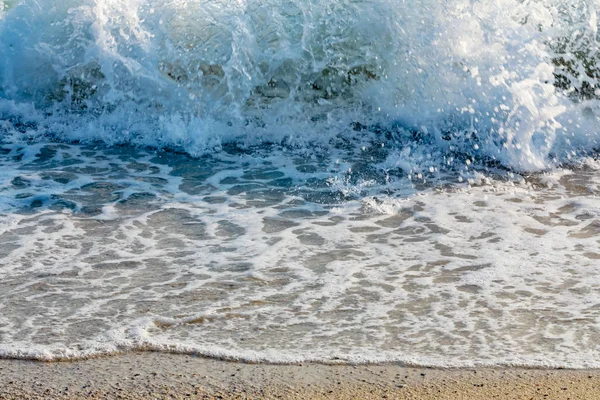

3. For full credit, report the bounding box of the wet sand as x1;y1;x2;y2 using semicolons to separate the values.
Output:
1;352;600;399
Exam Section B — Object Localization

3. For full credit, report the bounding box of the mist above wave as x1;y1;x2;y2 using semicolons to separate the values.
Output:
0;0;599;171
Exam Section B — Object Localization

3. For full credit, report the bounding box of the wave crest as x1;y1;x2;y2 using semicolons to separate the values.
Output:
0;0;599;170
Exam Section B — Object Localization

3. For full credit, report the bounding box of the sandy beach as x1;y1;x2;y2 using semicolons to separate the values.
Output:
0;352;599;399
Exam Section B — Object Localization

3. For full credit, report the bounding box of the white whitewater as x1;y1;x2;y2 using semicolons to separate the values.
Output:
0;0;599;169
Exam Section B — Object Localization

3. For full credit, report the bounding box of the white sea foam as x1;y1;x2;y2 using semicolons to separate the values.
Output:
1;143;600;367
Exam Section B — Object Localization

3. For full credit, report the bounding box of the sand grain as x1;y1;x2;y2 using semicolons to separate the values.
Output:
1;353;600;399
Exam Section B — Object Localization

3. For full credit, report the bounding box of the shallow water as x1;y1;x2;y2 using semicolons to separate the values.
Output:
0;142;599;367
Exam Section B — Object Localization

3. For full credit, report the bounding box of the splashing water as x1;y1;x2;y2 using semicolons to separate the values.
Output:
0;0;599;170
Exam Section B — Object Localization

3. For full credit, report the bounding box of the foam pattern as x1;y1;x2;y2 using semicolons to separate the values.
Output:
1;143;600;367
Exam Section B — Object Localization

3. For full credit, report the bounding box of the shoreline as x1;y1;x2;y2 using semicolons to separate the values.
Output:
1;352;600;399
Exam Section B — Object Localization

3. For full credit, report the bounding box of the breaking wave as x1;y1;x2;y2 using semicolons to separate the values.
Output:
1;0;600;170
